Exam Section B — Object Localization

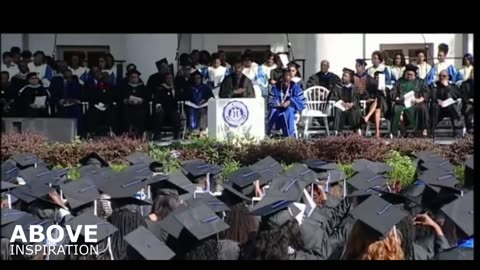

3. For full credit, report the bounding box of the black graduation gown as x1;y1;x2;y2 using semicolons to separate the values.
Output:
219;73;255;98
433;82;461;124
432;246;474;260
152;84;182;135
17;84;50;117
328;83;363;131
460;79;474;130
85;79;117;134
9;74;28;116
173;75;190;101
118;82;150;133
306;72;341;91
0;83;15;116
414;230;452;260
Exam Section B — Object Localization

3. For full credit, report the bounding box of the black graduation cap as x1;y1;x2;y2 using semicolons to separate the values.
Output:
417;170;459;189
155;58;169;70
220;182;252;204
440;191;473;237
65;212;118;242
162;203;229;241
123;163;153;181
342;68;355;77
185;193;230;213
405;64;418;73
158;204;190;239
376;189;421;210
79;152;109;167
249;156;283;186
317;169;346;185
147;175;189;195
352;159;391;175
355;59;367;66
348;171;387;191
126;152;163;173
182;162;218;183
420;160;455;173
98;170;149;205
1;215;53;243
226;167;261;196
51;168;70;186
267;174;309;202
1;160;19;182
464;155;474;188
249;191;295;217
79;166;114;190
303;159;339;171
18;165;54;186
124;226;175;260
1;181;19;192
412;151;443;161
11;153;39;169
1;208;28;226
61;177;101;210
10;182;53;204
350;195;408;237
283;163;317;185
126;69;141;77
262;208;294;229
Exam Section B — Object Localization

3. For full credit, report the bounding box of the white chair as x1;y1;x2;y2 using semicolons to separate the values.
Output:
303;86;331;138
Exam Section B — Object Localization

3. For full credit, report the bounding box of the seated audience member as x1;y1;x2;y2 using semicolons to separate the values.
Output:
28;51;54;88
353;59;376;96
241;53;267;97
68;53;88;85
10;47;22;65
17;72;50;117
456;53;474;85
426;44;458;86
174;64;193;100
390;64;429;137
218;50;232;72
21;50;32;64
367;51;393;89
152;72;182;140
432;70;462;136
205;53;227;97
414;50;431;80
50;60;70;114
1;52;19;80
10;62;30;115
287;62;304;90
1;71;15;116
363;71;388;138
391;53;406;85
261;51;278;83
147;58;170;93
219;58;255;98
328;68;363;135
97;56;116;86
460;73;474;133
185;70;214;138
85;66;116;136
118;69;150;136
306;60;340;91
267;69;306;138
55;69;83;133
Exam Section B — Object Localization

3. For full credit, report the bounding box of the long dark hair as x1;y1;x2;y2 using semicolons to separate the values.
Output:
393;53;406;67
108;209;147;260
183;238;219;260
150;191;180;221
221;203;258;245
396;215;415;260
255;219;303;260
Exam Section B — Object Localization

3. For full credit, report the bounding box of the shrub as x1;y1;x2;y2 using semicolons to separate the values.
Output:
339;163;355;179
385;150;417;187
221;160;241;180
454;165;465;186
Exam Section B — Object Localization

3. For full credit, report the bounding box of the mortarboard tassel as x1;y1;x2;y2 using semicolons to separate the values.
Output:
107;236;114;260
93;200;97;216
310;183;314;199
147;185;151;199
343;178;346;198
7;193;12;209
325;172;331;193
393;226;399;244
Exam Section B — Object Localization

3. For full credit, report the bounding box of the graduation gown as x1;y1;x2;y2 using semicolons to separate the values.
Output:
306;71;341;91
414;230;452;260
119;82;150;133
185;83;214;130
460;79;474;130
17;84;50;117
367;64;392;87
391;66;406;84
68;66;88;85
390;78;430;135
328;83;362;131
267;81;306;137
27;62;54;88
425;62;458;86
414;62;432;80
242;62;268;96
85;78;116;134
219;73;255;98
0;83;15;116
53;76;83;132
433;82;461;124
152;83;182;135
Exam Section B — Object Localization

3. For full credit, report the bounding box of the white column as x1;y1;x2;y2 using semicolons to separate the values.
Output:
1;34;22;54
468;34;474;54
125;34;178;80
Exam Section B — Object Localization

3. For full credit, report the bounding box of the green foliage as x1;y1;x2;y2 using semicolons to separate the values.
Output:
339;164;355;179
454;165;465;186
221;160;241;181
148;143;181;174
385;150;416;186
111;164;128;173
68;167;80;181
281;162;294;172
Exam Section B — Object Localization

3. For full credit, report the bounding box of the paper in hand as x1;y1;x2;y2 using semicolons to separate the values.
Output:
441;98;456;108
334;100;346;111
33;96;47;107
302;189;316;217
95;103;106;111
129;95;142;104
378;74;386;91
403;91;415;108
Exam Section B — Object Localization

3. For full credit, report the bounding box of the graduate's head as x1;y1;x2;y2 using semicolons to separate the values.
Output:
97;56;107;70
27;73;39;85
218;50;226;60
394;53;406;67
355;59;367;73
2;52;12;65
404;64;418;81
282;69;292;85
71;54;81;67
126;63;137;72
371;51;383;67
233;58;244;75
21;50;32;63
320;60;330;73
199;50;210;65
342;68;355;84
211;53;221;68
242;53;253;68
191;50;200;63
90;65;102;80
287;62;300;78
1;71;9;85
127;69;141;84
18;62;29;74
162;72;174;86
415;50;425;63
439;70;449;83
265;51;275;66
463;53;474;66
33;51;45;65
64;69;73;82
105;53;115;69
181;65;193;78
55;60;68;73
150;189;180;221
437;43;449;62
191;70;203;86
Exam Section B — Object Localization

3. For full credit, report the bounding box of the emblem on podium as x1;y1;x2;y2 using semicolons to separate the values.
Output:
223;101;249;127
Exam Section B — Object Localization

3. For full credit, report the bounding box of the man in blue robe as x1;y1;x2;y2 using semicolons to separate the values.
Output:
267;69;306;138
185;70;214;137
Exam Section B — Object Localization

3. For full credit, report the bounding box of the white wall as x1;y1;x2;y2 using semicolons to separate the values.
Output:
26;34;126;60
125;34;178;79
468;34;474;54
1;34;22;54
191;34;287;53
365;34;462;67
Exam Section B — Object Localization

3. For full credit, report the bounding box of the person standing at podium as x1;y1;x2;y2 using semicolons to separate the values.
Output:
267;69;306;138
219;57;255;98
185;70;214;138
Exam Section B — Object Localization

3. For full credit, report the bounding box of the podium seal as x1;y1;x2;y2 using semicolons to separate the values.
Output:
223;100;249;127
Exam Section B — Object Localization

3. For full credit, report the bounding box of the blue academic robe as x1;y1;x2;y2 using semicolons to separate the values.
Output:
187;84;214;130
267;81;306;137
425;63;458;86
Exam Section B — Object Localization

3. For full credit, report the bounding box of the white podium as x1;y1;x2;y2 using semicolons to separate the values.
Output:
208;98;265;142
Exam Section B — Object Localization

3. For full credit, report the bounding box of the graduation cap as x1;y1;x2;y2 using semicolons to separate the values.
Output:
226;167;261;196
1;208;28;226
99;170;150;206
79;152;109;167
123;163;153;181
1;181;19;192
348;171;387;191
124;226;175;260
412;150;442;161
185;192;230;213
125;152;163;173
376;189;421;211
249;191;295;217
51;168;70;186
355;59;367;66
157;204;190;239
2;159;19;182
79;166;114;190
61;177;101;210
10;153;39;169
440;191;473;238
420;160;455;173
350;195;408;237
1;215;53;243
18;165;54;186
303;159;339;172
464;155;473;188
352;159;392;175
126;69;141;77
155;58;169;70
404;64;418;73
417;170;459;190
283;163;317;185
10;182;54;204
162;203;230;241
249;156;283;186
65;212;118;242
182;162;218;183
147;175;189;196
220;182;252;205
